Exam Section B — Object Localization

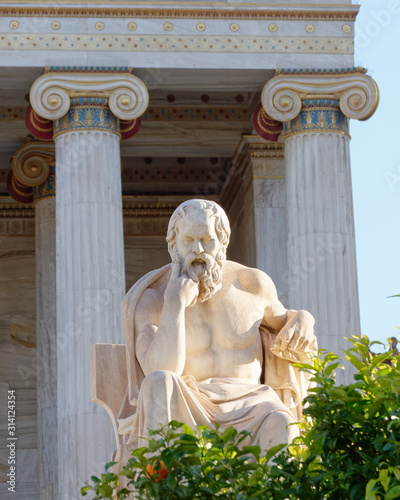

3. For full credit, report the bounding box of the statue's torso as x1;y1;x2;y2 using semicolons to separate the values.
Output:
142;261;273;384
183;275;265;382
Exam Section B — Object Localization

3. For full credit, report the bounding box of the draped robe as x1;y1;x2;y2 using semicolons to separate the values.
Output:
117;264;317;451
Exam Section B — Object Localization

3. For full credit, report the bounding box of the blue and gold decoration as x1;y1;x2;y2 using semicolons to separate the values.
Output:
53;97;120;138
46;66;131;73
33;165;55;203
283;99;349;138
276;67;367;76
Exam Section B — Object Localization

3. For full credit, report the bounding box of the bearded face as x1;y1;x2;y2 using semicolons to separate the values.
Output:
172;212;226;304
180;251;223;303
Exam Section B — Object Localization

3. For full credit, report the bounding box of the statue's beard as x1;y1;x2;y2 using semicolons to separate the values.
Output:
181;252;223;303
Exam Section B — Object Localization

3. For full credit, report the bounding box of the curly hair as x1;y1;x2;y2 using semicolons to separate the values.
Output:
166;199;231;262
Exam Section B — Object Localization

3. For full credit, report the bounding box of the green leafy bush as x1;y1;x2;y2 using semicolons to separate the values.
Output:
82;335;400;500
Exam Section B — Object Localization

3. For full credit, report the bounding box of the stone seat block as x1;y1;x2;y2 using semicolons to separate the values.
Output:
90;343;127;446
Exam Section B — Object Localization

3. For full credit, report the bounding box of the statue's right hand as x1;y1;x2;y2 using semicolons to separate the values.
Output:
165;262;199;308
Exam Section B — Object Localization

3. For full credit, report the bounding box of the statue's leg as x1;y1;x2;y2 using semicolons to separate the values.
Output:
258;410;299;452
134;370;211;447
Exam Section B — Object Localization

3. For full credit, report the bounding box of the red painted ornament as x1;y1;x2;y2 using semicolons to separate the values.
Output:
25;104;54;141
252;102;283;142
120;117;141;141
6;170;33;204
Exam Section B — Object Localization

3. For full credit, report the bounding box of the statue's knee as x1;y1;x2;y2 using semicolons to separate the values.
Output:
267;411;295;431
269;410;295;426
267;411;298;439
141;370;178;396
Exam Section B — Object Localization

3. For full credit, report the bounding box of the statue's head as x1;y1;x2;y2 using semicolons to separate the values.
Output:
166;199;231;302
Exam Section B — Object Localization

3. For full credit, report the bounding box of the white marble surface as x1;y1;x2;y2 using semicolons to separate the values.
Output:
0;2;356;69
0;233;38;500
228;185;256;268
285;132;359;383
118;199;317;453
56;129;126;499
125;236;170;290
0;49;355;71
35;197;57;500
254;177;288;306
226;138;287;305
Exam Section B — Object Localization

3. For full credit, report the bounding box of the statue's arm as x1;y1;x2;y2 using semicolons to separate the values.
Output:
135;262;198;377
258;271;316;355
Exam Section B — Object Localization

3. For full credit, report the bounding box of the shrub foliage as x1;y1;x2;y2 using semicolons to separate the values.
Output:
82;335;400;499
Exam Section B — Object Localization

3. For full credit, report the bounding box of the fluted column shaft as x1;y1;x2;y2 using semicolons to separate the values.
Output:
30;69;149;500
9;141;58;499
54;101;125;499
262;68;379;383
285;127;358;381
35;176;57;500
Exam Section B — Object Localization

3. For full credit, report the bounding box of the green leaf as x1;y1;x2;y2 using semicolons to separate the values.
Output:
176;433;198;443
392;467;400;482
169;420;185;428
241;446;261;461
324;362;340;377
386;485;400;500
371;352;392;369
264;442;287;463
380;469;391;493
366;479;379;500
330;388;348;398
345;352;366;371
369;397;389;417
119;469;135;479
165;475;177;490
117;488;131;499
98;484;113;498
222;427;238;442
105;461;118;471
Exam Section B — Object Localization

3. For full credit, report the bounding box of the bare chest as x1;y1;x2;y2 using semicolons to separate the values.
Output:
184;285;266;356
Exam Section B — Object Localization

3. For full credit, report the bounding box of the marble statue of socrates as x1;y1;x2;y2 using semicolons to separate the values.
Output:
117;199;317;455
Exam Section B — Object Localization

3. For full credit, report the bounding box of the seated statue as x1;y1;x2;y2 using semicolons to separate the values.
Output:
117;199;317;457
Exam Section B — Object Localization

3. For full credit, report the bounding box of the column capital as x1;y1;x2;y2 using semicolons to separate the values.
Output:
261;67;379;123
12;136;55;187
29;68;149;121
33;165;55;204
8;137;55;204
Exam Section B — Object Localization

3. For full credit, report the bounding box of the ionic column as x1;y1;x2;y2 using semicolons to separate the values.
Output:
11;139;57;499
225;136;288;304
262;68;379;382
30;69;148;499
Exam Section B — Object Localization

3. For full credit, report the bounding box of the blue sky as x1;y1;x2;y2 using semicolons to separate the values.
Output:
351;0;400;347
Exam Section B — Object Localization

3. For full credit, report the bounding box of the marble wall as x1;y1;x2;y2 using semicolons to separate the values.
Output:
228;184;256;269
125;235;171;292
253;177;288;307
0;236;38;499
